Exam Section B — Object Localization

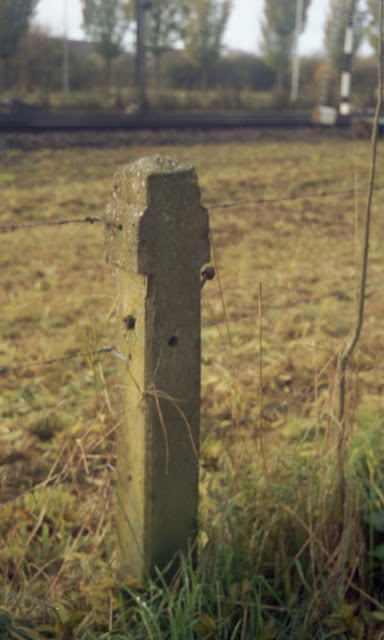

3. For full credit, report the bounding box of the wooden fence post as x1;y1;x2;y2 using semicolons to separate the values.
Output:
105;155;210;582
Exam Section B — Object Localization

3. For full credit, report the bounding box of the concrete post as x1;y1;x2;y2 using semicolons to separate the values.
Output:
105;155;210;582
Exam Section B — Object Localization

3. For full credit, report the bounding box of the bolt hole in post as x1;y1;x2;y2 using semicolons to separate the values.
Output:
168;336;178;347
123;315;136;330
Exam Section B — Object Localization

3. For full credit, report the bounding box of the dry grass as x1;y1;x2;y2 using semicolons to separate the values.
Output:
1;133;384;637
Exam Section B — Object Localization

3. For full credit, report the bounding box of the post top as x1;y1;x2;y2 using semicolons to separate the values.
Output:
117;155;193;178
105;154;210;275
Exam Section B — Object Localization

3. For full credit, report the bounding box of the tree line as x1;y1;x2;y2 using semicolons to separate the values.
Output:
0;0;381;101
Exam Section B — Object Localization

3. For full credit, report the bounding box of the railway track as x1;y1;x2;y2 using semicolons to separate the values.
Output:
0;108;318;132
0;102;381;139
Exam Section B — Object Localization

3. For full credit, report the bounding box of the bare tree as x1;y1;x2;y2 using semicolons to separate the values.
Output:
366;0;384;51
81;0;130;87
324;0;366;73
182;0;232;90
260;0;311;94
146;0;188;85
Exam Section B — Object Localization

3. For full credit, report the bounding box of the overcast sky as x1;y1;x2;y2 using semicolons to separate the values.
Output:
34;0;332;56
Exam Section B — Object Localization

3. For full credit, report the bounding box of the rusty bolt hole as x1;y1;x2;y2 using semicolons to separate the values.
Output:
168;336;178;347
123;315;136;330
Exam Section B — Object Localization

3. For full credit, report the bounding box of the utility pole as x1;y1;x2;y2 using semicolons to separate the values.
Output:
136;0;150;112
290;0;304;103
339;0;357;115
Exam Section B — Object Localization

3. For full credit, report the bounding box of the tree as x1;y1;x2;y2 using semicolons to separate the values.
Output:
145;0;188;84
0;0;37;92
17;26;59;101
13;29;105;96
324;0;366;73
260;0;311;93
81;0;130;86
182;0;232;89
366;0;384;52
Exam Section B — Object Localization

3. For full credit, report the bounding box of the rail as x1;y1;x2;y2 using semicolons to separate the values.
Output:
0;110;314;132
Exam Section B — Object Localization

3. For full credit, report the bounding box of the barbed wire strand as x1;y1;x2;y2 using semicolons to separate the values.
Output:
1;281;380;376
0;187;382;373
0;216;122;233
0;346;121;376
207;185;384;211
209;390;317;435
265;283;376;311
202;280;379;327
1;186;383;233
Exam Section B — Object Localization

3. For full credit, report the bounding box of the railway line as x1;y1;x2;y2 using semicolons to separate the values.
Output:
0;105;336;132
0;102;381;141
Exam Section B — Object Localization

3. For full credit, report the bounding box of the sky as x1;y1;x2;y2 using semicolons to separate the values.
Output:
34;0;331;57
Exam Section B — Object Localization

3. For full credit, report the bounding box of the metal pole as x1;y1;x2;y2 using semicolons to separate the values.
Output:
290;0;304;103
339;0;356;115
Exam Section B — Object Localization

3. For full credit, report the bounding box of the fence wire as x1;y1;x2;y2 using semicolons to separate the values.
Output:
0;346;120;376
0;216;122;233
201;280;379;329
1;181;382;389
206;184;384;211
1;280;379;377
1;184;383;234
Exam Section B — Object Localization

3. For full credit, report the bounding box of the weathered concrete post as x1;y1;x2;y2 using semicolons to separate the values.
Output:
105;155;210;582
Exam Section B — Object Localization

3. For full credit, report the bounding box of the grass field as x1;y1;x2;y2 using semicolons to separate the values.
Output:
1;132;384;639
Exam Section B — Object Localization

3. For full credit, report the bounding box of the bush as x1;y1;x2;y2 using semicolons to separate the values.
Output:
214;55;276;91
164;53;276;91
164;58;202;89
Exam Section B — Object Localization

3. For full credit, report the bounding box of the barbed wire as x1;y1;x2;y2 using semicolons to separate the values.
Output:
209;390;317;435
206;185;384;211
1;281;380;376
203;280;379;326
1;186;382;376
0;216;122;233
265;284;373;311
0;346;122;376
1;185;383;234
